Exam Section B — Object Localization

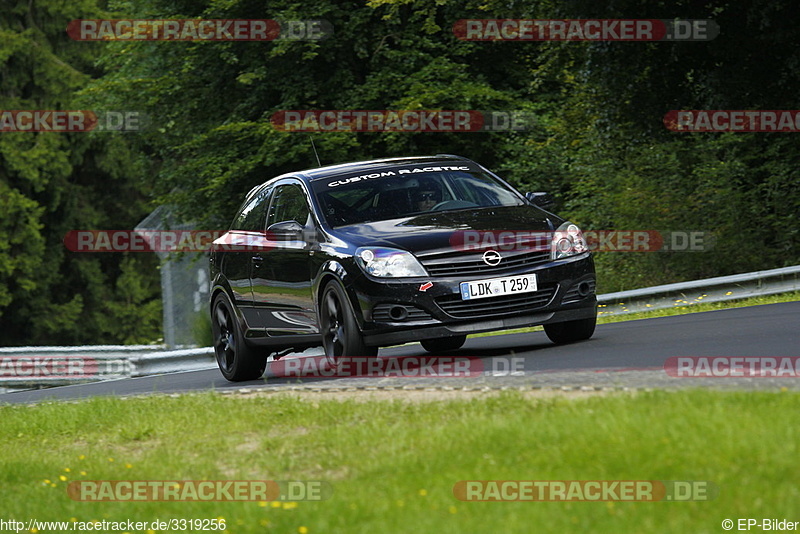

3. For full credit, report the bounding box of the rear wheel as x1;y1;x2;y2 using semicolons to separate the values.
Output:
544;315;597;344
320;281;378;367
421;335;467;353
211;293;268;381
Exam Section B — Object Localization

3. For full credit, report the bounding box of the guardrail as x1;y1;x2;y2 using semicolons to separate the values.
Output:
596;264;800;315
2;265;798;390
130;347;216;377
0;345;163;387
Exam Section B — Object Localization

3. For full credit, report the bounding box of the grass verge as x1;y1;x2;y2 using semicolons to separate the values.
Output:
595;291;800;324
1;390;798;533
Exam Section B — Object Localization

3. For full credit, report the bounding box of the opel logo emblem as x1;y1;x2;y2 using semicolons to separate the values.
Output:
482;250;502;266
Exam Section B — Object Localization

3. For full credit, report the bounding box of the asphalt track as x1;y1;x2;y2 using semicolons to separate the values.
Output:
3;301;799;405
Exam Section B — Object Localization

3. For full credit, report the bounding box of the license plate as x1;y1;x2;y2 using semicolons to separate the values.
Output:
459;274;537;300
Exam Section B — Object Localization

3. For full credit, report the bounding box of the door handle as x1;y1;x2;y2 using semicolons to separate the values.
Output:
251;256;263;263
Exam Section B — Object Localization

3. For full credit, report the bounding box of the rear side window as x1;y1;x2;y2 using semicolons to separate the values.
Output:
231;186;271;231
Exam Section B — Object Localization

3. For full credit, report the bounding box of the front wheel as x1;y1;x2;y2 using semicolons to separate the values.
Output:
421;335;467;353
543;315;597;344
211;293;268;381
319;281;378;367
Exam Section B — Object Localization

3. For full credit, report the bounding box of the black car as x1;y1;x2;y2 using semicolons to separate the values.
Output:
209;155;596;381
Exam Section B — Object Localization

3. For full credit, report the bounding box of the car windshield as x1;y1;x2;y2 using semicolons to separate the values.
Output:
312;169;524;227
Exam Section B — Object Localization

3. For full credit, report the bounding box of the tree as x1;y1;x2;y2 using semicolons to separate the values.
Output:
84;0;541;227
0;0;161;345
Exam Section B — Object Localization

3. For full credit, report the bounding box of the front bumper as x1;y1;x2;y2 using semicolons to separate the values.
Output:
350;252;597;346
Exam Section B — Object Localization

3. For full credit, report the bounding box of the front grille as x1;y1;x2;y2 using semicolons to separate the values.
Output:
435;286;556;319
419;248;551;277
372;304;433;323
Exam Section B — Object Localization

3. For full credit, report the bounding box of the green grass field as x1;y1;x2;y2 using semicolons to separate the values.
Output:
2;390;799;533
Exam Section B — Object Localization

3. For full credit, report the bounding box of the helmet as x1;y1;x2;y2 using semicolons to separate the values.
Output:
413;178;442;203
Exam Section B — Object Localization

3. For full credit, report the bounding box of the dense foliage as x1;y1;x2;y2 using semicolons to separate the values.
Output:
0;0;161;345
1;0;797;344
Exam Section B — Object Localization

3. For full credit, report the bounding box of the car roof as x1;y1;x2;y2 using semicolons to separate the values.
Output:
245;155;474;200
299;154;472;181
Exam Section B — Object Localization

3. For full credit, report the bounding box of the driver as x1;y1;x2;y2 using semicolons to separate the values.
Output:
413;182;442;211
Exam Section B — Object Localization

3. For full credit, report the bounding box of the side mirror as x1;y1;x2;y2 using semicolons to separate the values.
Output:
525;192;555;210
267;220;305;240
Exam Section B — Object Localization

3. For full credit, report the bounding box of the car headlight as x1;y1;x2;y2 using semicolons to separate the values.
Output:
551;222;588;260
355;247;427;277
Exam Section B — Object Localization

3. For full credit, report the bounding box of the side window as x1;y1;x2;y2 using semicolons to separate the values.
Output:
267;184;310;227
231;187;271;231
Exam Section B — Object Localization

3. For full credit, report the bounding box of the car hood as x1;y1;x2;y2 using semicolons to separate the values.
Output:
327;205;558;254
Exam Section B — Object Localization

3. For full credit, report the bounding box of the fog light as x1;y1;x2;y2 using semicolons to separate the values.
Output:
578;281;591;297
389;306;409;321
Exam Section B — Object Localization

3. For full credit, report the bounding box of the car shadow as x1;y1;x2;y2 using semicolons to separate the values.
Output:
254;335;572;385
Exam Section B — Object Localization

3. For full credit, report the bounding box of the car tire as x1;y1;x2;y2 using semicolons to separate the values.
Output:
543;315;597;344
420;335;467;353
320;281;378;367
211;293;268;381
